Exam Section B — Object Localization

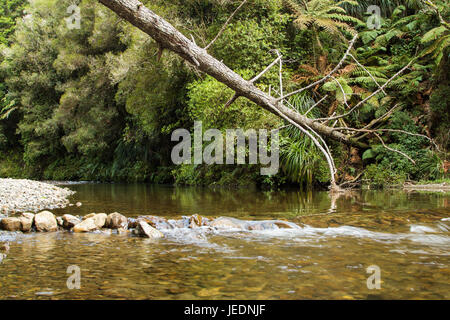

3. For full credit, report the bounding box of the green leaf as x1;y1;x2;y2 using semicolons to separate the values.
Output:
421;26;447;44
322;81;336;91
362;149;376;161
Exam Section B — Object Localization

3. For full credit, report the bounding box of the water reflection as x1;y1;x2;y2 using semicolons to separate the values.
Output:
53;184;449;220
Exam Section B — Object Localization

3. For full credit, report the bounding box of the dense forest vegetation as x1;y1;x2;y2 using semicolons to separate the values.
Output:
0;0;448;188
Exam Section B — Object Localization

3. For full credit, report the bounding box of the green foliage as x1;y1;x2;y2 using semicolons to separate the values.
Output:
279;94;329;187
0;150;25;178
363;163;407;188
0;0;27;45
0;0;447;189
283;0;362;38
428;84;450;149
187;72;279;130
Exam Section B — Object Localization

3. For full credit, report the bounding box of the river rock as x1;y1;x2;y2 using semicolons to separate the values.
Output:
34;211;58;232
128;218;138;229
73;217;98;233
106;212;128;229
82;213;96;220
62;214;81;229
210;217;245;230
0;178;75;215
93;213;107;228
0;217;22;231
136;220;164;239
138;215;173;230
56;216;64;227
17;212;34;232
0;242;9;252
189;214;207;228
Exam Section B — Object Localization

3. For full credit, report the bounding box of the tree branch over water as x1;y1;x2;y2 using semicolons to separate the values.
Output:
98;0;431;190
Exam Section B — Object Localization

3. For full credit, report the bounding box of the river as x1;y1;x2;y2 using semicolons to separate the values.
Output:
0;183;449;299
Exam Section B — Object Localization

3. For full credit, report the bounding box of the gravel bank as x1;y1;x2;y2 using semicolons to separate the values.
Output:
0;178;75;215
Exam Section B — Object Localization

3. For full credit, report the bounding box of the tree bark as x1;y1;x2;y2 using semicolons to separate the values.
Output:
98;0;368;149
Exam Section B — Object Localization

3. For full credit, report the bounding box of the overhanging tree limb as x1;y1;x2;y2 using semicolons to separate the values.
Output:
98;0;368;149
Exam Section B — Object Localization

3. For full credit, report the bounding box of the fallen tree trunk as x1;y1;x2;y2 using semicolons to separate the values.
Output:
98;0;368;149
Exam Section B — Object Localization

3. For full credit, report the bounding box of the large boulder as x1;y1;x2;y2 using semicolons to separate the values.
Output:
92;213;107;229
34;211;58;232
73;217;98;233
18;212;34;232
62;214;81;229
136;220;164;239
0;217;22;231
105;212;128;229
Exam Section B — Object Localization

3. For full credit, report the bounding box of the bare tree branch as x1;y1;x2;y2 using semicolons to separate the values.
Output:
318;60;414;121
305;95;328;116
374;132;416;164
223;93;240;109
332;127;439;151
331;75;350;109
276;50;284;106
204;0;248;50
348;53;386;95
359;104;399;131
250;55;282;83
278;34;358;101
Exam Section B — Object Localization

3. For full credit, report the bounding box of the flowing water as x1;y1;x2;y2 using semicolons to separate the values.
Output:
0;183;449;299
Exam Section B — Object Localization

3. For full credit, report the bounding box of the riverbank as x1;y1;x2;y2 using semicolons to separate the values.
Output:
403;182;450;192
0;178;75;215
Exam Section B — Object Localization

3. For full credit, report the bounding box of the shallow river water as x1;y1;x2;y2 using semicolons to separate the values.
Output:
0;184;449;299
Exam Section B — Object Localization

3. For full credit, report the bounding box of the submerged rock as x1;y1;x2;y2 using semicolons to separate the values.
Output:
138;215;173;230
246;220;298;231
210;217;246;230
34;211;58;232
62;214;81;229
0;241;9;252
209;217;300;231
73;217;98;233
136;220;164;239
189;214;210;228
106;212;128;229
117;227;128;235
